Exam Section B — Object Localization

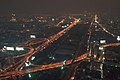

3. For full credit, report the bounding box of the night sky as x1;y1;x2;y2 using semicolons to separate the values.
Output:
0;0;120;15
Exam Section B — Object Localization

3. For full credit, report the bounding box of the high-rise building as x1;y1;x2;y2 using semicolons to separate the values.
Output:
10;13;17;22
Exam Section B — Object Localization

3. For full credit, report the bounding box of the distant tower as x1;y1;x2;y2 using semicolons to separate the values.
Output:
94;14;98;23
10;13;17;22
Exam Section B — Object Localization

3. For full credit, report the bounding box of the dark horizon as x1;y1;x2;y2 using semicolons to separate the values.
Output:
0;0;120;16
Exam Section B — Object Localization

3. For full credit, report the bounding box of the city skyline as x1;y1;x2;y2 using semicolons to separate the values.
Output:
0;1;120;80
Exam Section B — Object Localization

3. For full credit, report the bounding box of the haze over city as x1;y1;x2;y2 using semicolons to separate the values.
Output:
0;0;120;80
0;0;120;15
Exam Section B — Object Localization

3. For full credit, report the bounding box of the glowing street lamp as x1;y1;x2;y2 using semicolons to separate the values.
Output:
61;66;64;70
25;62;31;67
28;73;32;78
31;56;35;61
117;36;120;41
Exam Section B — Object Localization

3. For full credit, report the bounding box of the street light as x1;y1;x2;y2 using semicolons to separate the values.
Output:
31;56;35;61
61;66;64;70
117;36;120;41
25;62;31;67
28;73;32;78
